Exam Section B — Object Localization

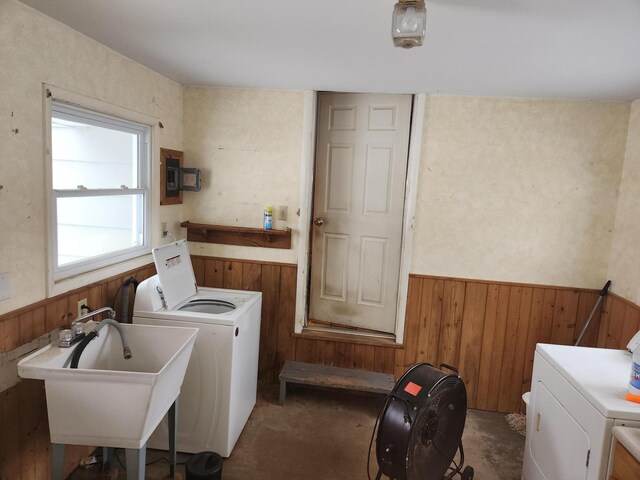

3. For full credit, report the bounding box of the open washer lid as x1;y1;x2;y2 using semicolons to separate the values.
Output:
152;240;197;310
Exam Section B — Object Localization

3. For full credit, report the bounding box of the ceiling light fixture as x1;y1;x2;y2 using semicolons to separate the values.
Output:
392;0;427;48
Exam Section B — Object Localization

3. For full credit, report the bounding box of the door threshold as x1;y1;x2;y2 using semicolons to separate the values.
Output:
294;325;402;348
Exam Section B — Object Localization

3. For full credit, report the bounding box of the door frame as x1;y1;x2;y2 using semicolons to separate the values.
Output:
294;92;426;345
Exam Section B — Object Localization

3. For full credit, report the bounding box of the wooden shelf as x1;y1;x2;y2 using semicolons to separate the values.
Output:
180;221;291;249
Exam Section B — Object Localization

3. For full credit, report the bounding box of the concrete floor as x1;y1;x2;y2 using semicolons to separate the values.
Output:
72;385;524;479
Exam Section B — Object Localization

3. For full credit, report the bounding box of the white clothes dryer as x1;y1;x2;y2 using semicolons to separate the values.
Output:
133;240;262;457
522;344;640;480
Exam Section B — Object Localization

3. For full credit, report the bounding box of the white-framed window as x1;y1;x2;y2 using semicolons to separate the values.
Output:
47;99;151;282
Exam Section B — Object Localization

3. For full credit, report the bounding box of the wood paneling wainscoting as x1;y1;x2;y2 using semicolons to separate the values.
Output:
392;275;638;413
191;258;640;415
2;254;640;479
401;276;601;414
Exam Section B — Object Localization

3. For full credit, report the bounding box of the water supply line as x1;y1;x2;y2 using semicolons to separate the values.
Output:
70;318;132;369
574;280;611;347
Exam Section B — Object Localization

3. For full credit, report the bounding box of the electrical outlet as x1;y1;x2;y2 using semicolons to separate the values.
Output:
77;298;88;317
278;205;288;221
0;273;10;301
161;221;168;237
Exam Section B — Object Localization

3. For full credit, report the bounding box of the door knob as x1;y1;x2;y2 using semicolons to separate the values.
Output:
313;218;325;226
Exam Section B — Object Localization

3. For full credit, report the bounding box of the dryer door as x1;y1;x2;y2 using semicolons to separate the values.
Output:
530;381;590;480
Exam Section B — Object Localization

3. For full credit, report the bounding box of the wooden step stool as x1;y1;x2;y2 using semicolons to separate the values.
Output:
278;360;396;405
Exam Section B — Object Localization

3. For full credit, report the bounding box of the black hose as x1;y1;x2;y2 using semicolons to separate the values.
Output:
117;277;139;324
124;277;139;291
70;331;98;369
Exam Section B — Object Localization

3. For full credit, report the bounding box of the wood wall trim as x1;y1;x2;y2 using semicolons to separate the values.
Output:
409;273;602;294
191;254;297;268
607;292;640;309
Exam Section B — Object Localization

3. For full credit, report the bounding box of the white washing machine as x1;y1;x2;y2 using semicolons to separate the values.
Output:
522;344;640;480
133;240;262;457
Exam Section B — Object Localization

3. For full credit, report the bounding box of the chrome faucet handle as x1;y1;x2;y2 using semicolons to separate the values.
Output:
65;307;117;348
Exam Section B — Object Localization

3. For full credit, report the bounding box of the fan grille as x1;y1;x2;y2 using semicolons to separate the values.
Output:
406;376;467;480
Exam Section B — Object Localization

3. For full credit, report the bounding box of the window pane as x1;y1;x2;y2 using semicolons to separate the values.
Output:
57;194;144;266
52;117;138;189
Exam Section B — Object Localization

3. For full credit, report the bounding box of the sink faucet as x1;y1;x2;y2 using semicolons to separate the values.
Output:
60;307;117;348
69;318;132;367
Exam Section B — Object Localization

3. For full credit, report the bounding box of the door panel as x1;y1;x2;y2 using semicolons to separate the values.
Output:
309;92;412;334
326;144;353;213
368;106;398;130
329;105;357;130
358;236;387;306
321;233;349;301
364;145;394;215
530;381;590;480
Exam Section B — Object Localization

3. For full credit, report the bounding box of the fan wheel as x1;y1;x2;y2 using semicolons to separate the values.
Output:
407;376;467;480
461;466;474;479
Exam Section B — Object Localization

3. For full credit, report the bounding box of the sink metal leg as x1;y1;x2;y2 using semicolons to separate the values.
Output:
168;398;178;478
51;443;65;480
102;446;115;471
125;443;147;480
279;379;287;405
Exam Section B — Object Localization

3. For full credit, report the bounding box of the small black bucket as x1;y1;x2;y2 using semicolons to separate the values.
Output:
185;451;223;480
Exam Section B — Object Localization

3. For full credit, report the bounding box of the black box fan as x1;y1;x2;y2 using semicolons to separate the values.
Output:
369;363;474;480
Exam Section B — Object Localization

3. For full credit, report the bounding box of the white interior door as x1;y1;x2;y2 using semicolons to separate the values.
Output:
309;92;412;334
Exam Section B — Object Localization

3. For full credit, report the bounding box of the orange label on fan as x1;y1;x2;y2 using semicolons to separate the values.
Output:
404;381;422;396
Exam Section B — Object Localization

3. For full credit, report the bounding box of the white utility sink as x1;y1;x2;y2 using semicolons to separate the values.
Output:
18;323;198;449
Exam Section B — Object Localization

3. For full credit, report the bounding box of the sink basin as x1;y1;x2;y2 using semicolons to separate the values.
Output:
18;323;198;449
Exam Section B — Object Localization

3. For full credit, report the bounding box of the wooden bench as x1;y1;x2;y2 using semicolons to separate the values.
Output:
278;360;396;405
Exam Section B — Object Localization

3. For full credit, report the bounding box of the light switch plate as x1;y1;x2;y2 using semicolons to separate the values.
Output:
278;205;288;221
0;273;10;301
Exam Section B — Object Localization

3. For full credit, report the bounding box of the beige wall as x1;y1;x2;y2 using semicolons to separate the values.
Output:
608;99;640;303
411;96;630;289
1;0;637;317
182;87;305;264
182;90;634;292
0;0;183;315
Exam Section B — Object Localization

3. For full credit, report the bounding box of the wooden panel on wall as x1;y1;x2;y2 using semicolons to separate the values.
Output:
3;254;640;479
476;284;510;411
195;258;640;417
212;258;638;417
599;293;640;350
458;282;487;410
402;275;640;415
